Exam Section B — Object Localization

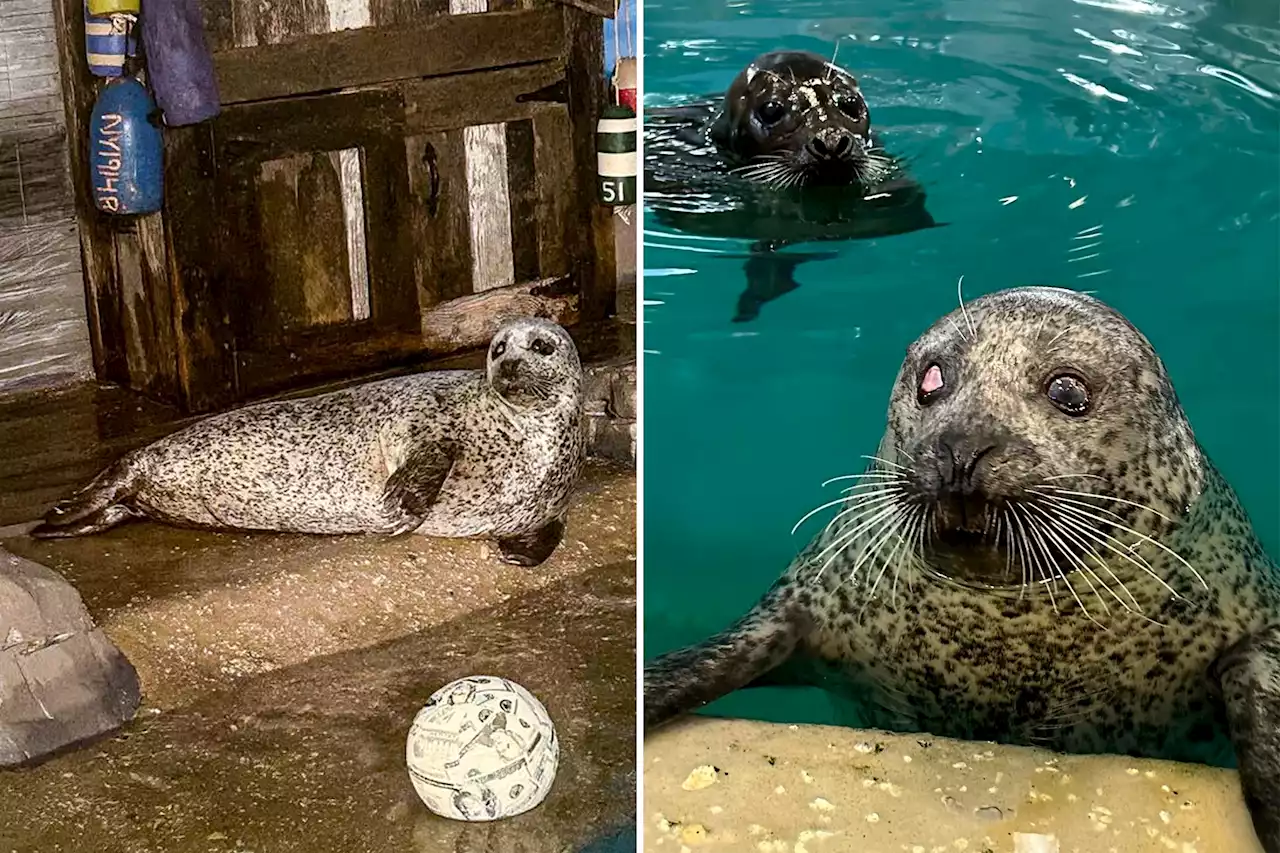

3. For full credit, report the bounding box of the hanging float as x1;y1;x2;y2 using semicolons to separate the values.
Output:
140;0;222;126
89;77;163;215
83;0;138;78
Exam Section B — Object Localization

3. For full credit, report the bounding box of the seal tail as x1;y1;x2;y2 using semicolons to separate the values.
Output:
644;588;811;732
30;457;141;539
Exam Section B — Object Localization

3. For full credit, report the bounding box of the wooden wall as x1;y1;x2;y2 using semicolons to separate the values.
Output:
0;0;92;393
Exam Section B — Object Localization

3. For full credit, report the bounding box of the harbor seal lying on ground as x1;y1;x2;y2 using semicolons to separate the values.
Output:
32;317;585;567
645;49;940;322
644;287;1280;850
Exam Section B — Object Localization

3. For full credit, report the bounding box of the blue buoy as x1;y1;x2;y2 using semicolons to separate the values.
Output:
89;77;163;215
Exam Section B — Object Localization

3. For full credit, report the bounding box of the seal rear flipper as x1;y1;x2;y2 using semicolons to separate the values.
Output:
1212;625;1280;853
644;591;812;732
29;458;139;539
497;513;566;568
382;442;457;532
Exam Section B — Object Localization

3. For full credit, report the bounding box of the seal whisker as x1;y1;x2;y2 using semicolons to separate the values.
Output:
1023;504;1106;626
861;454;912;473
1041;508;1158;620
815;499;905;581
1023;500;1126;619
792;486;906;536
1032;487;1177;525
957;275;975;341
1038;499;1208;590
1035;501;1185;599
1012;503;1060;613
853;504;914;597
823;472;905;486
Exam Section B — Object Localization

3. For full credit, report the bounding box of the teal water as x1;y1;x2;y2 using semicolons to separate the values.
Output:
642;0;1280;725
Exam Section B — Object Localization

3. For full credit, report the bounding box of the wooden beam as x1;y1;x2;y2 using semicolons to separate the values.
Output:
213;8;566;104
400;59;567;135
420;274;577;351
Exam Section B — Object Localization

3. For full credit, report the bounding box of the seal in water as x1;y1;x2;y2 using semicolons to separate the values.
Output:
644;287;1280;851
645;49;941;322
32;317;585;568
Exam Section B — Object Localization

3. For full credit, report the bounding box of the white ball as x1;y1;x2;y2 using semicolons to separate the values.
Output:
405;675;559;821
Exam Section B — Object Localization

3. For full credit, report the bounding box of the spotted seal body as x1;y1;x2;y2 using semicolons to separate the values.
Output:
645;50;940;323
32;317;585;567
645;287;1280;850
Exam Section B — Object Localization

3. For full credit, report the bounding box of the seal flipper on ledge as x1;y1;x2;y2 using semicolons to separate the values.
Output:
497;513;567;567
644;587;811;731
1213;625;1280;853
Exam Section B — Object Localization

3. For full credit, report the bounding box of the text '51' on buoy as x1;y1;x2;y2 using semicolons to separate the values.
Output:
90;77;163;215
597;105;636;207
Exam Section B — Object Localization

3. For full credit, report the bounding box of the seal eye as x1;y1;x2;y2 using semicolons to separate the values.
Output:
834;93;864;119
917;363;945;405
492;340;507;358
1047;374;1090;416
756;100;787;126
530;338;555;357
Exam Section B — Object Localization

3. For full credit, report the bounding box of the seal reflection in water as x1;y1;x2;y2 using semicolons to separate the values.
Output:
32;317;585;568
644;287;1280;851
645;50;941;322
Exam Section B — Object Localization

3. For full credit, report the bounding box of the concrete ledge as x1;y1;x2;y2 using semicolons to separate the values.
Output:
644;717;1262;853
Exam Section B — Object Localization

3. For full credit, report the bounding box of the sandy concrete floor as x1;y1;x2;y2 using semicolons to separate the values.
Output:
0;462;636;853
645;717;1262;853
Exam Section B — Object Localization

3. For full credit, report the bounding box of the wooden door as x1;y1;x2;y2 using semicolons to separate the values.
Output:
53;1;609;413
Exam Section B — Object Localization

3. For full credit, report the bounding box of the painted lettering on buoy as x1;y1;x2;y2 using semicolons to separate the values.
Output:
93;113;124;211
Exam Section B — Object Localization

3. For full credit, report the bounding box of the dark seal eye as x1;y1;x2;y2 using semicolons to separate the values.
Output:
492;340;506;358
1047;374;1090;416
756;100;787;126
530;337;555;356
834;93;864;119
917;363;945;405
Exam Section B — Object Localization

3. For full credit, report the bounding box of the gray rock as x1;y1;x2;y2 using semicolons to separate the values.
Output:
0;548;140;766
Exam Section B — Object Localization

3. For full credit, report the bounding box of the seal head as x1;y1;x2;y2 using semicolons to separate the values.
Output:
880;287;1202;588
487;317;582;409
709;50;890;188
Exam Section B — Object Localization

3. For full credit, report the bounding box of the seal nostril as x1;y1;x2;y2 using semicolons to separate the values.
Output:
811;137;830;157
832;135;852;158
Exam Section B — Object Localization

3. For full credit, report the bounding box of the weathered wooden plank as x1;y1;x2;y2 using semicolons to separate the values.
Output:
368;0;449;27
163;123;239;411
531;108;572;279
564;5;613;321
326;0;371;32
463;122;515;292
419;274;577;351
254;152;355;332
50;0;126;383
406;130;472;308
213;7;565;103
400;59;565;135
335;147;370;320
214;87;404;159
0;267;92;389
505;118;539;282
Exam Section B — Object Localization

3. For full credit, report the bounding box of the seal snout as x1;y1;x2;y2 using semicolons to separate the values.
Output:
805;128;858;163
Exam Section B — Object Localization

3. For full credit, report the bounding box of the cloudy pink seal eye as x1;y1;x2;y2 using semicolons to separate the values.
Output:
917;363;945;405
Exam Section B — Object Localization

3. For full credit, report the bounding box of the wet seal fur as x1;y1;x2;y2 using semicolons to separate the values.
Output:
32;317;585;568
644;287;1280;850
644;50;940;322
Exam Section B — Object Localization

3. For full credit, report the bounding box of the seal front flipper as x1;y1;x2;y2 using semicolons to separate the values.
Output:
381;442;457;534
497;513;566;568
1212;626;1280;853
644;586;812;731
30;456;141;539
734;242;839;323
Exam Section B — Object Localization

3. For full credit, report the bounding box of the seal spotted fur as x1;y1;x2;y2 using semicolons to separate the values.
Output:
645;50;940;322
644;287;1280;850
32;317;585;567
